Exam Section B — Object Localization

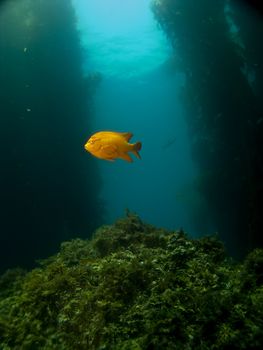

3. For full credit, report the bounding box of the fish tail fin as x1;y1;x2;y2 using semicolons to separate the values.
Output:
132;141;142;159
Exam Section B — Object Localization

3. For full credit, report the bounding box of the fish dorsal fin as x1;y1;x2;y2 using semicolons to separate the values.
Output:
121;132;133;141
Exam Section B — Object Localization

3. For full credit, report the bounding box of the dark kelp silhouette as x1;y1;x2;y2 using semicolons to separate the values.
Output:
152;0;263;257
0;0;104;271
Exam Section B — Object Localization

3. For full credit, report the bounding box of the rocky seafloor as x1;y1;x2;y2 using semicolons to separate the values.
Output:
0;213;262;349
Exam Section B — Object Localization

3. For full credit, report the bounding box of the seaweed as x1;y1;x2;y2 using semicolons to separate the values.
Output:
0;214;262;349
151;0;263;257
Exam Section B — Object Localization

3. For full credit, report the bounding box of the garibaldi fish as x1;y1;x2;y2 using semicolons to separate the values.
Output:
84;131;142;162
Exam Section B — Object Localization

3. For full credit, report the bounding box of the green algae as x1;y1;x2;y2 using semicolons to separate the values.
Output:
0;213;262;349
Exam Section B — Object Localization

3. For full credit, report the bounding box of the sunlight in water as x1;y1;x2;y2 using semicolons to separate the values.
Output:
71;0;170;77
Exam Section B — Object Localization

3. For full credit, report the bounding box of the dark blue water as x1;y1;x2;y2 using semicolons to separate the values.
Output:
0;0;262;271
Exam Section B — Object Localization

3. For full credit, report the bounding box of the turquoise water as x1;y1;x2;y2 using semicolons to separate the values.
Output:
0;0;262;270
1;1;263;348
72;0;170;77
72;0;207;234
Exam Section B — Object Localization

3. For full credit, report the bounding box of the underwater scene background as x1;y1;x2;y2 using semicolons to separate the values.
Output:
0;0;263;348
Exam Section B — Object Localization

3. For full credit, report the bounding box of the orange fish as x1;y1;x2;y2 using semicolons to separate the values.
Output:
84;131;142;162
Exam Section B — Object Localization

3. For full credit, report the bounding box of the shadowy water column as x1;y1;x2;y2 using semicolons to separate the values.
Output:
0;0;103;272
151;0;263;256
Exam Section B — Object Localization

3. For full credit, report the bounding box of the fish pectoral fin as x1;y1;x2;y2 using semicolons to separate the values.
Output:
102;144;118;156
120;153;133;162
121;132;133;141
